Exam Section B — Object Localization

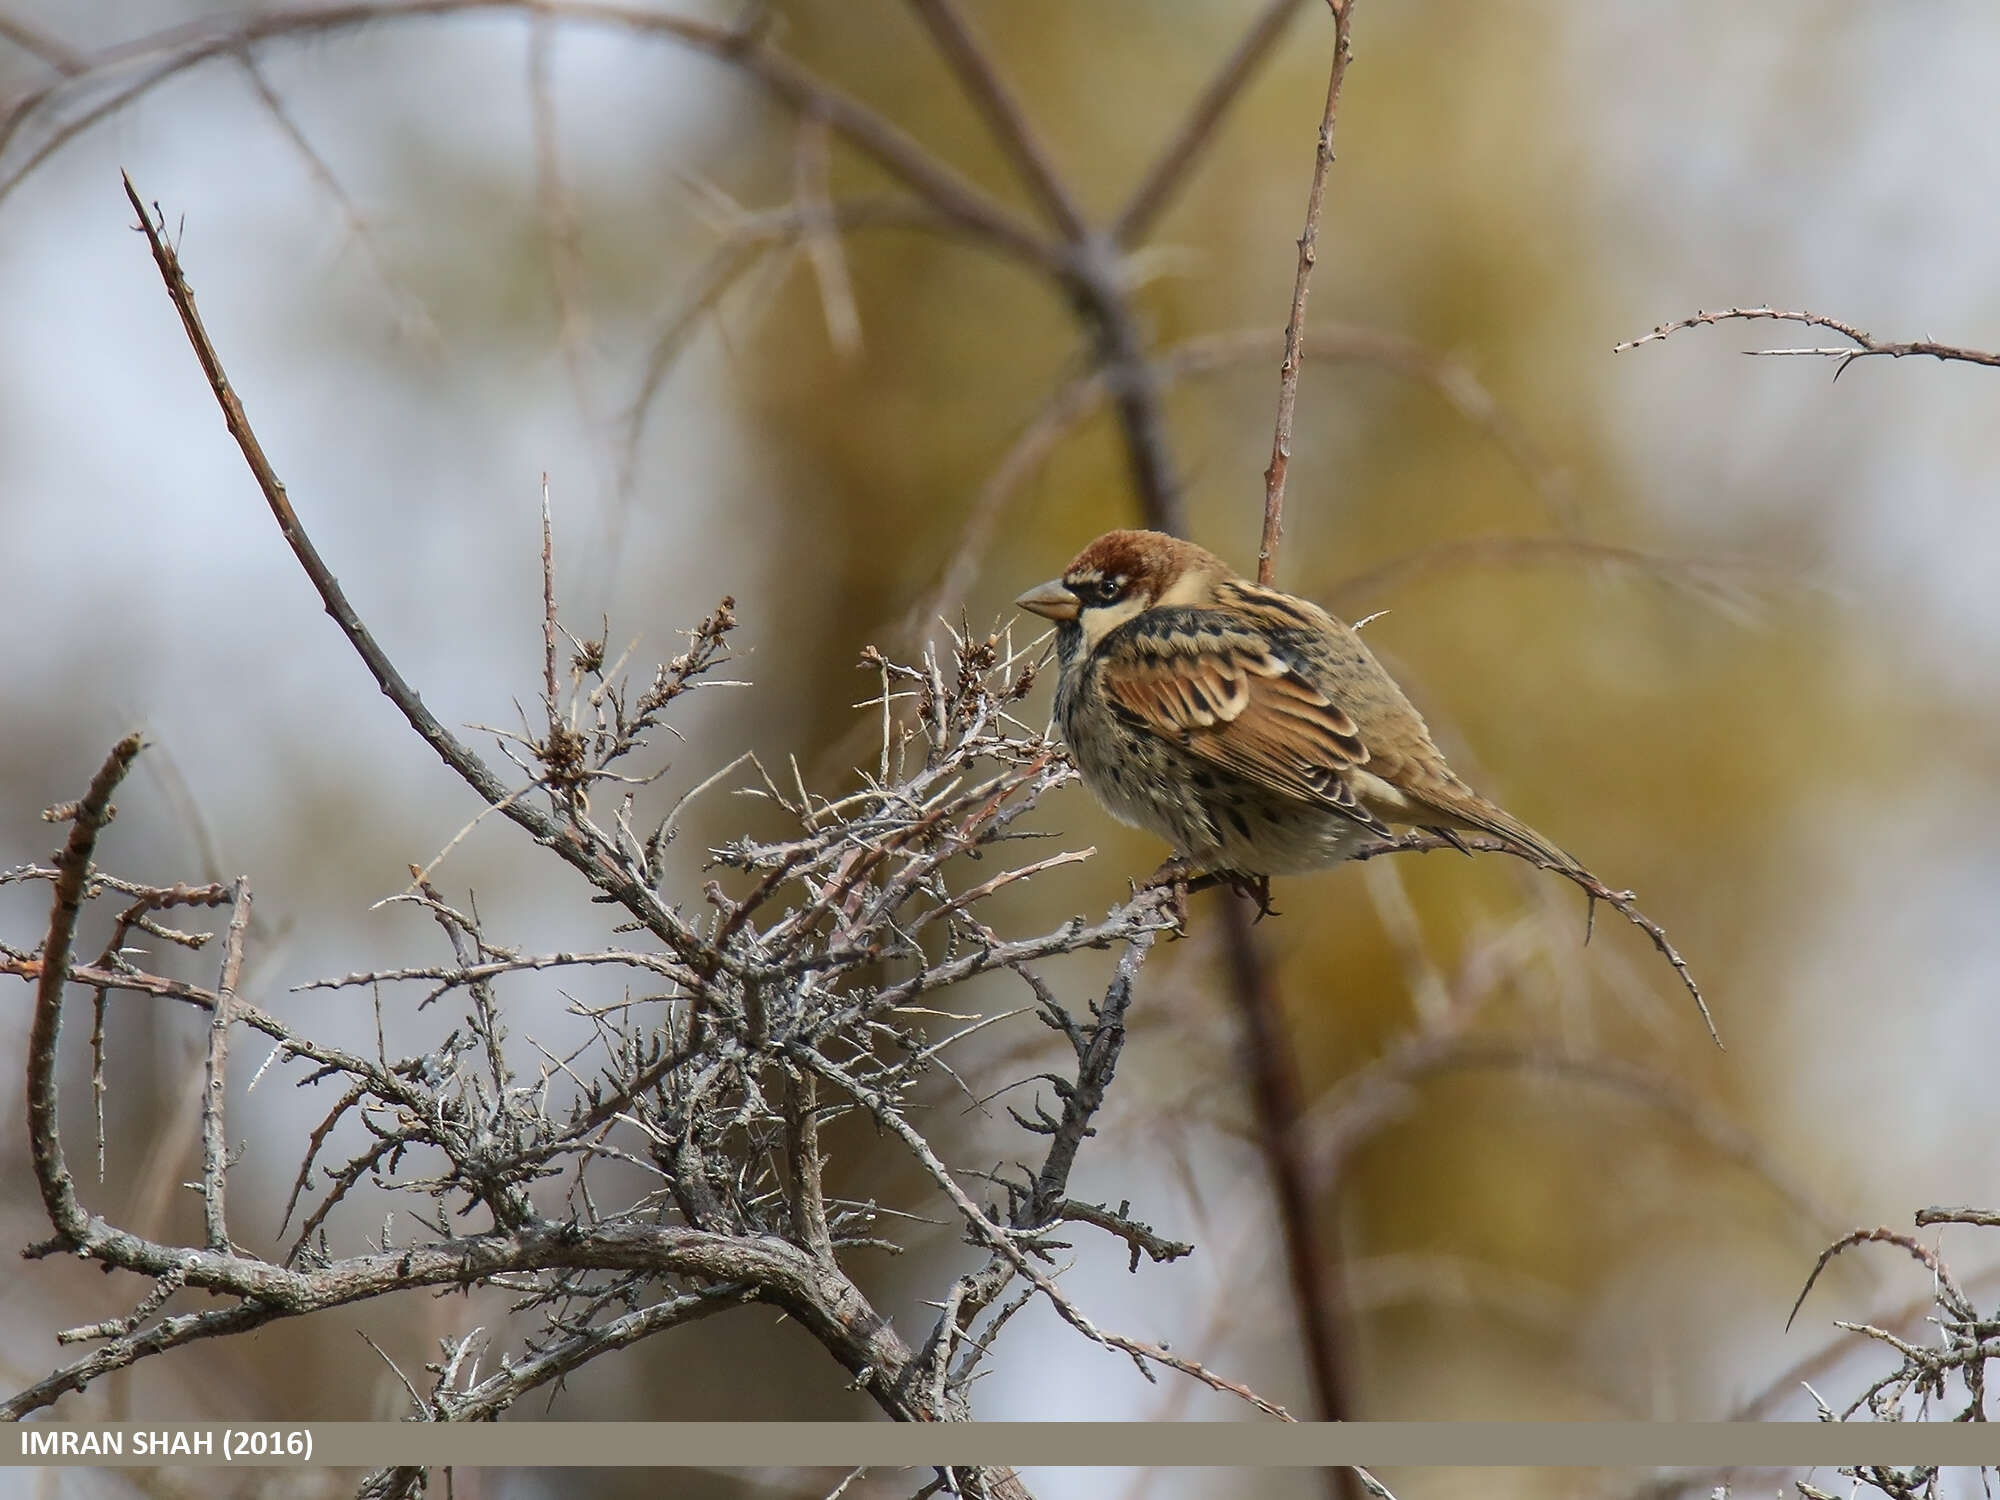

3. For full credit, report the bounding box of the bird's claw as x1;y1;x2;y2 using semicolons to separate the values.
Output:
1227;872;1280;922
1138;855;1194;935
1135;860;1278;928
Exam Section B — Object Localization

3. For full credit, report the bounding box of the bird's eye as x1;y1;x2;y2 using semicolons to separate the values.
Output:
1094;577;1123;603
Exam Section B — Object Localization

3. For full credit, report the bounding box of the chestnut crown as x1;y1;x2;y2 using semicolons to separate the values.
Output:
1061;530;1232;605
1016;530;1237;627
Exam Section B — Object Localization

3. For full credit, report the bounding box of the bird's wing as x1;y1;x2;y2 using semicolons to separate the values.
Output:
1221;584;1587;874
1097;609;1392;835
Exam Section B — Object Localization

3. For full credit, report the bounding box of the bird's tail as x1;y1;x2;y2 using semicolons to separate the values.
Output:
1419;783;1593;883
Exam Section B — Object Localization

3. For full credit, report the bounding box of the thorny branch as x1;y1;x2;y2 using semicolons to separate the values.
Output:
1;10;1768;1496
1703;1210;2000;1500
5;594;1231;1471
3;170;1318;1500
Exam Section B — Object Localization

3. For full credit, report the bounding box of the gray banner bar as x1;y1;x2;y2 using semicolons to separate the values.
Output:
9;1423;2000;1468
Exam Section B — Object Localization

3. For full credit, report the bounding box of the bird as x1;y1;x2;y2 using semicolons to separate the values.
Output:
1014;529;1586;893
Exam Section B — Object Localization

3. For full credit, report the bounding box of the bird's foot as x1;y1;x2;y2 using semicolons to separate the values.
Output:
1138;854;1195;935
1225;871;1280;922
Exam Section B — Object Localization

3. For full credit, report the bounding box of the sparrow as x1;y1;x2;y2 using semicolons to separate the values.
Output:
1015;529;1585;885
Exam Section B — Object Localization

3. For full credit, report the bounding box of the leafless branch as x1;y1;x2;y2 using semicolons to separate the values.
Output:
9;419;1239;1498
1787;1227;1969;1334
1115;0;1312;244
1218;898;1354;1434
8;605;1217;1454
1;6;1795;1480
794;113;865;360
1305;1036;1833;1234
1615;306;2000;375
1758;1209;2000;1449
903;317;1608;657
904;0;1090;241
1224;10;1367;1476
1731;1263;2000;1421
0;12;87;73
11;172;1251;1463
10;4;1061;266
1916;1207;2000;1229
234;50;442;351
1351;830;1718;1045
1326;533;1780;624
122;172;726;977
528;15;612;494
26;732;146;1244
198;876;252;1252
1260;0;1358;587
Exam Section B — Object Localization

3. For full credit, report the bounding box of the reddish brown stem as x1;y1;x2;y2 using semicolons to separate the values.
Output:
1238;12;1365;1495
1260;0;1357;585
1220;900;1355;1408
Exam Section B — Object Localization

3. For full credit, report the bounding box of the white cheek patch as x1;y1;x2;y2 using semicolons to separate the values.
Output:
1078;595;1150;651
1153;569;1219;609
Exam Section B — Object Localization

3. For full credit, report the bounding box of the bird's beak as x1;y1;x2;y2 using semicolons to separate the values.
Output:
1014;579;1081;623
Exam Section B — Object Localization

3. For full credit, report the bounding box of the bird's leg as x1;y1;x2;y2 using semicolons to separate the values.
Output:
1138;853;1195;935
1137;859;1278;927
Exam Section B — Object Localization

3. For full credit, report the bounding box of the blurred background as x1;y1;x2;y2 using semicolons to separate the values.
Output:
3;1;1998;1498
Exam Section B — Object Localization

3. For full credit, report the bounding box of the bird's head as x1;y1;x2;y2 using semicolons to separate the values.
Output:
1014;530;1234;652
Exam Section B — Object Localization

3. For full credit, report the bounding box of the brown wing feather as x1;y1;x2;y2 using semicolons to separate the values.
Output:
1233;592;1585;873
1104;580;1588;875
1099;620;1391;834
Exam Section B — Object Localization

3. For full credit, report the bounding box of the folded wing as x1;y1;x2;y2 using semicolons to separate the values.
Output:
1098;612;1392;836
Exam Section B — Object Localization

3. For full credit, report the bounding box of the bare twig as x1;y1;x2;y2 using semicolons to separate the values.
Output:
235;50;441;351
1226;10;1366;1479
123;176;517;816
794;113;864;360
0;12;88;73
1786;1227;1968;1334
1614;307;2000;375
904;0;1090;241
540;477;561;715
528;15;612;493
1732;1264;2000;1420
905;314;1602;657
122;173;715;969
199;876;253;1252
1304;1037;1832;1236
618;196;951;501
1115;0;1311;244
1326;533;1778;624
1259;0;1357;586
1051;1200;1192;1272
26;733;145;1245
10;596;1197;1463
1218;899;1354;1431
15;5;1061;266
1351;831;1718;1045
